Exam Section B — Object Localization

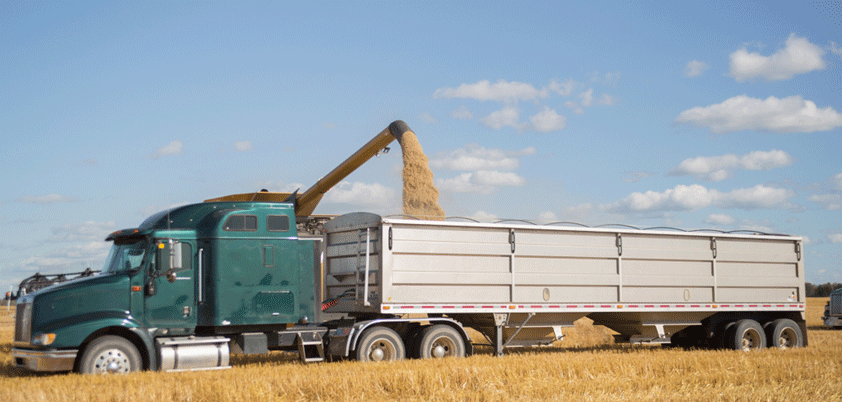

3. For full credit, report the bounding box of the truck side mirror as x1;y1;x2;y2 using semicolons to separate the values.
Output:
170;240;182;270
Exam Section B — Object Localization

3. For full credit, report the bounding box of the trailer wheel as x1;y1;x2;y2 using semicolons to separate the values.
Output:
726;319;766;351
356;327;405;362
79;335;142;374
765;319;803;349
415;325;465;359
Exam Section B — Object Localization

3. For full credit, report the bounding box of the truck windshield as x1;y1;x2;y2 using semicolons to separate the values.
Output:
102;238;148;274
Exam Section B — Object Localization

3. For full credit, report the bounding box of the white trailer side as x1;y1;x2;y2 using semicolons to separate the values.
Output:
323;213;806;354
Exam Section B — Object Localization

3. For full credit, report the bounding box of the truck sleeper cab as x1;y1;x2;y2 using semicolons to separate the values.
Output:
12;202;328;373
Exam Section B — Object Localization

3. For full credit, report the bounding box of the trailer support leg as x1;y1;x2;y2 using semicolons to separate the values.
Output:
495;325;504;357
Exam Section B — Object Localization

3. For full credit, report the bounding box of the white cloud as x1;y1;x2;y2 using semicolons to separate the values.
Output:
564;204;593;221
675;95;842;134
433;80;549;102
670;150;793;181
830;172;842;191
565;101;584;115
471;211;499;221
829;233;842;244
450;106;474;120
419;112;437;123
603;184;794;213
50;221;117;242
537;211;558;222
830;41;842;56
685;60;710;77
436;171;526;195
473;171;526;187
588;71;621;86
429;144;535;171
234;141;253;152
809;194;842;211
530;107;567;132
579;89;594;107
147;140;183;159
323;181;395;207
729;34;826;81
18;193;77;204
622;171;653;183
705;214;735;225
549;79;577;96
481;106;526;131
21;241;112;272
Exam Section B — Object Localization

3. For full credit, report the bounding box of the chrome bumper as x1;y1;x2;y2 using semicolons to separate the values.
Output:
12;348;78;372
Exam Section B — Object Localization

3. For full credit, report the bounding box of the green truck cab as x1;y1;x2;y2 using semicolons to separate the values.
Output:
12;201;321;373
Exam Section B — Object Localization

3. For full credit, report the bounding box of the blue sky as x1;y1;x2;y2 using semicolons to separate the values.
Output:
2;1;841;294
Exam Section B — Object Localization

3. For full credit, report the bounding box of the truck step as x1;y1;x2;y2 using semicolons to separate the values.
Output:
296;332;325;363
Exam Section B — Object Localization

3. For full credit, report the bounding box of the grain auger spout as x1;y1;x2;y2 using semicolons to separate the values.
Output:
205;120;414;217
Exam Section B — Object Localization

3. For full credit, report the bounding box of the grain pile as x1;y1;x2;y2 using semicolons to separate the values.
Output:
398;130;445;220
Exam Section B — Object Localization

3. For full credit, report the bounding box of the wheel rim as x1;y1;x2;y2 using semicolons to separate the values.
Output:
429;336;457;358
367;340;396;362
741;328;762;351
778;327;797;349
92;348;131;374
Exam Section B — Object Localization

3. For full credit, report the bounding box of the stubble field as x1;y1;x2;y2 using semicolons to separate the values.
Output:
1;298;840;401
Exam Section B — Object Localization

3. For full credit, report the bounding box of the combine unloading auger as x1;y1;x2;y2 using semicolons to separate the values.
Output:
205;120;413;217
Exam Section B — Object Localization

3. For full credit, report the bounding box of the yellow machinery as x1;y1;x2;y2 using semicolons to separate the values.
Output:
205;120;412;217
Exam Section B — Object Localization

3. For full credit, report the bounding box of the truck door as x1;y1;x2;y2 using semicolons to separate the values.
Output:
144;239;197;333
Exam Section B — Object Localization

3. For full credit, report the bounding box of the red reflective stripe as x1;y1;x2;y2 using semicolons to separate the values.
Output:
584;305;595;308
401;306;414;309
566;305;577;308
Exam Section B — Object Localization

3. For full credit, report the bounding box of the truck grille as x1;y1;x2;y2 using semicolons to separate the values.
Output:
832;293;842;316
14;302;32;344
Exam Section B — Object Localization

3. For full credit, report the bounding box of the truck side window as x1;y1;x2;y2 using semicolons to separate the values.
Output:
267;215;290;232
156;241;192;273
223;215;257;231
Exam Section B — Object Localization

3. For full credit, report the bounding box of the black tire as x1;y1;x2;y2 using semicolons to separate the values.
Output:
726;319;766;351
765;319;803;349
415;325;466;359
355;327;405;362
79;335;142;374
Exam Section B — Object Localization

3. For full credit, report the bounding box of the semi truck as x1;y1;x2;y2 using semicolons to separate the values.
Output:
822;287;842;328
12;122;807;374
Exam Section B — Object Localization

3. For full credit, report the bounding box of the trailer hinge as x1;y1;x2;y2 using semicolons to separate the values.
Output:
509;229;516;253
710;238;717;259
795;241;801;261
616;234;622;256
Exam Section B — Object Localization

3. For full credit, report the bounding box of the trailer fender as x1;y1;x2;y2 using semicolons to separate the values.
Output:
335;318;472;358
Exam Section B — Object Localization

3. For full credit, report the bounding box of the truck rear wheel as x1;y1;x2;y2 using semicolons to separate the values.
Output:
765;319;803;349
356;327;405;362
415;325;465;359
726;319;766;351
79;335;142;374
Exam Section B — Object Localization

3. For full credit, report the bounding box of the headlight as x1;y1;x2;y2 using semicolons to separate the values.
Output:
32;333;56;346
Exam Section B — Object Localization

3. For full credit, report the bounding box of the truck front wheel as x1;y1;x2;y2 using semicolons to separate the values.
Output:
355;327;405;362
79;335;142;374
415;325;465;359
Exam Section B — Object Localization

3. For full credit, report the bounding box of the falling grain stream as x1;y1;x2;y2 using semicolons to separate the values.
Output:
396;130;445;220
